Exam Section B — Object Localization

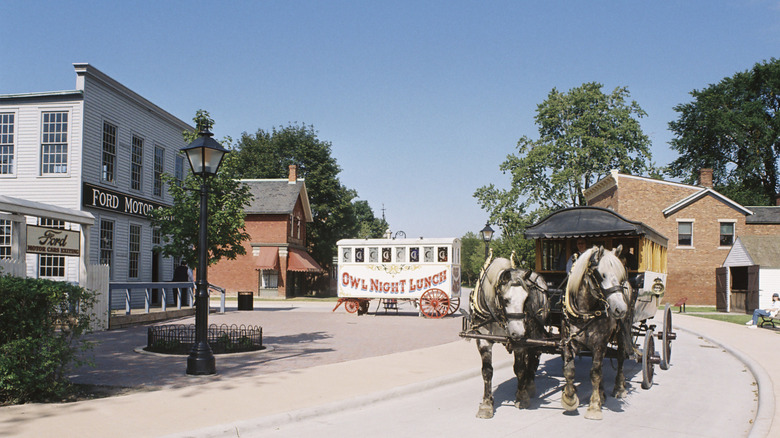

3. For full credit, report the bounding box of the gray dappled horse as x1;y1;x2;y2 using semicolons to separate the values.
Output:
469;257;548;419
561;245;630;420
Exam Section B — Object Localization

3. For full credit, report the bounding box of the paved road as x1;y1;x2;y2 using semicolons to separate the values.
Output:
0;300;773;438
230;322;757;438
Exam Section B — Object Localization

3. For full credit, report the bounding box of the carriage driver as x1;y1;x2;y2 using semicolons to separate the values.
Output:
746;292;780;328
566;238;588;273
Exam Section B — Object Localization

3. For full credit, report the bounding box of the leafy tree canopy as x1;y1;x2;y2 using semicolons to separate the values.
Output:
149;110;252;267
474;82;653;266
231;123;373;269
667;58;780;206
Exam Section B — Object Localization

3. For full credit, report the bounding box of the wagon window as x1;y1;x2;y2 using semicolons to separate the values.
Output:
424;247;434;262
382;247;392;263
355;248;364;263
677;222;692;247
395;247;405;263
437;247;448;262
541;240;566;271
410;247;419;262
368;247;378;263
342;247;352;263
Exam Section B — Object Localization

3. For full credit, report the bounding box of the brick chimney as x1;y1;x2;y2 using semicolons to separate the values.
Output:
288;165;297;184
699;168;713;188
775;194;780;206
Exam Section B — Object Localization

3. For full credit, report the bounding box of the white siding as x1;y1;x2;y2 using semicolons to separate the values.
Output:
759;268;780;308
0;64;193;287
723;239;753;267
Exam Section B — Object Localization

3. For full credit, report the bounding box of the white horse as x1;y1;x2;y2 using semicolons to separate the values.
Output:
561;245;631;420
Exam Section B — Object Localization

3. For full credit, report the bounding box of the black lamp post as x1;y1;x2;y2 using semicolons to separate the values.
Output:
480;222;494;260
182;129;228;375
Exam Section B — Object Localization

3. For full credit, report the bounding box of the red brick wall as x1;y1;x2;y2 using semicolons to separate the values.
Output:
589;176;737;305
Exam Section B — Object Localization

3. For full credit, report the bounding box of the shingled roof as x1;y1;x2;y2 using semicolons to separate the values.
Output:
730;235;780;269
745;206;780;224
241;179;312;222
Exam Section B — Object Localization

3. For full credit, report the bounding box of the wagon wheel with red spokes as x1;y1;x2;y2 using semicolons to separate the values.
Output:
344;299;359;314
419;288;449;319
448;296;461;315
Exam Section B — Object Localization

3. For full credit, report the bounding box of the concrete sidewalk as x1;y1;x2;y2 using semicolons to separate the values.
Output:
0;306;777;437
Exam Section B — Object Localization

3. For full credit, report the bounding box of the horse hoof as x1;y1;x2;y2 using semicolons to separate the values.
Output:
514;398;530;410
477;404;494;419
613;388;627;399
585;407;603;420
561;394;579;411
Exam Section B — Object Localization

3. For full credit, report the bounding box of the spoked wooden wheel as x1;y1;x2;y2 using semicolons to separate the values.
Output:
448;296;461;315
659;304;674;370
642;327;659;389
344;299;359;314
419;288;449;319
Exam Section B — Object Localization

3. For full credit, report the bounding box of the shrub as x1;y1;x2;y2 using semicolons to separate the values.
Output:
0;275;96;404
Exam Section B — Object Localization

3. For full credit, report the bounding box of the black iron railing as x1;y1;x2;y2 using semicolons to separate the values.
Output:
146;323;263;355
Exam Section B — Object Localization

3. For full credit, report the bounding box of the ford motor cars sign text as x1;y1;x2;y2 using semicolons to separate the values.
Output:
82;182;167;218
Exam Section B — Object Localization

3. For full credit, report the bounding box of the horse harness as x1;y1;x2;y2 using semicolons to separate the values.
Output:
563;251;626;322
471;268;547;336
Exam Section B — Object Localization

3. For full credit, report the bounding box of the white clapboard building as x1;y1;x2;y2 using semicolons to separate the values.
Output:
0;63;192;306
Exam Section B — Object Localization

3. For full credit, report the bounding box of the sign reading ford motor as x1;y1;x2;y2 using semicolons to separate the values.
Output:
26;225;81;256
82;182;167;218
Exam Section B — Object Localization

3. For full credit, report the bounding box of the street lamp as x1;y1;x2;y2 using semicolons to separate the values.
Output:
480;222;494;260
182;129;228;375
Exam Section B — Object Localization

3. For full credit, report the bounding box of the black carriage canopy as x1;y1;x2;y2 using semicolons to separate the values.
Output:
524;206;668;247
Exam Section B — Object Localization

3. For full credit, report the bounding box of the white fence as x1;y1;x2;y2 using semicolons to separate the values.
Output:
86;264;110;331
0;258;25;277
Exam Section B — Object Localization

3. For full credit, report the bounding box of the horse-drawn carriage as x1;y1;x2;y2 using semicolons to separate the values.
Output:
460;206;677;419
334;237;461;318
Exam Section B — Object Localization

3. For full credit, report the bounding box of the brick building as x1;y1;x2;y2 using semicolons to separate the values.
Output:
584;169;780;307
207;165;324;298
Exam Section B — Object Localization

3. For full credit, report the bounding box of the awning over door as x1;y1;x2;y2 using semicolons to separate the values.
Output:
287;248;324;273
256;247;279;270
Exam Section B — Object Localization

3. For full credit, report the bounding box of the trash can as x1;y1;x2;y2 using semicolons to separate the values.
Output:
237;291;254;311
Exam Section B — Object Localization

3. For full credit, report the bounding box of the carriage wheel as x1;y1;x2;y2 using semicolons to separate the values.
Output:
419;289;449;319
660;304;673;370
642;328;656;389
344;299;359;314
448;296;461;315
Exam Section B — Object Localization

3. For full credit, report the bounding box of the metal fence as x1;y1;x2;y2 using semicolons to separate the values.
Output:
146;323;263;354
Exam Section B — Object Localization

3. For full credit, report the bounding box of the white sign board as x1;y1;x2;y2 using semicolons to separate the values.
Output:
26;225;81;256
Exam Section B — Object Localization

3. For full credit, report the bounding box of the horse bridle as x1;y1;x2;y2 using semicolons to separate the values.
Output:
565;252;626;320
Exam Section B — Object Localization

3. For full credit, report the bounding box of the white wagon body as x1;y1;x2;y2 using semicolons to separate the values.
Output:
336;237;461;317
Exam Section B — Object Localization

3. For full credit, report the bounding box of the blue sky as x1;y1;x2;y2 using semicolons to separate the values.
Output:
3;1;779;238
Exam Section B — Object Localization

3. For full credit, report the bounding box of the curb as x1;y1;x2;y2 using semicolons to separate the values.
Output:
675;325;773;438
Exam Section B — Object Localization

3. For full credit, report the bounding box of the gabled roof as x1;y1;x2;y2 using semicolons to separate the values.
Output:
662;188;753;217
726;236;780;269
745;206;780;224
241;179;312;222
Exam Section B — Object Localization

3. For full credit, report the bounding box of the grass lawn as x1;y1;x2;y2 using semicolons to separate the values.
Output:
678;305;753;325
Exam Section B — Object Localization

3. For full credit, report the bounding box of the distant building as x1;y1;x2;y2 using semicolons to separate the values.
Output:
207;165;324;298
0;63;191;307
584;169;780;308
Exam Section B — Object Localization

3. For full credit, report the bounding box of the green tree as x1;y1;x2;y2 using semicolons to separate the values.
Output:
667;58;780;206
149;111;252;267
231;123;359;270
353;200;388;239
475;82;653;266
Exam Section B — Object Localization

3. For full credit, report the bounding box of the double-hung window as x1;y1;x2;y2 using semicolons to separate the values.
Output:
0;219;11;259
154;146;164;197
131;135;144;191
175;154;185;186
102;121;117;183
0;113;15;175
719;221;735;247
41;112;68;175
38;219;65;278
128;224;141;278
677;221;693;247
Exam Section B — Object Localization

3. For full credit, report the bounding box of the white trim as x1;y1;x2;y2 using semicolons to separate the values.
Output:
676;218;695;222
663;188;753;217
